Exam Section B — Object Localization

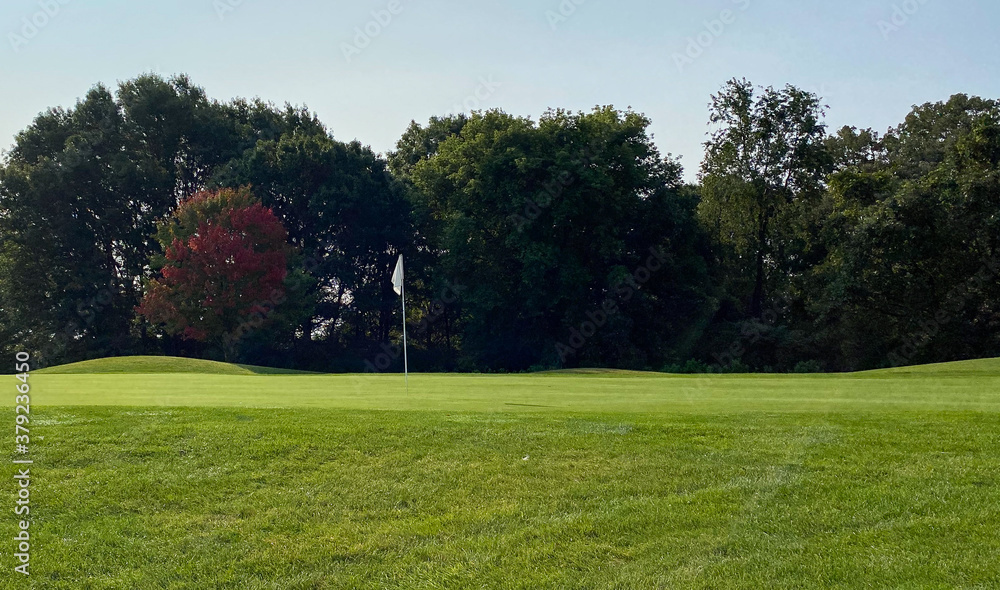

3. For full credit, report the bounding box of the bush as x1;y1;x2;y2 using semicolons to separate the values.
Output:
661;360;717;374
717;359;752;374
793;360;824;374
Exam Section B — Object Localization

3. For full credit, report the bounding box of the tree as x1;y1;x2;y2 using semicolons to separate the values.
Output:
388;114;469;179
811;95;1000;369
408;107;712;370
0;81;171;365
0;74;327;366
137;187;293;361
699;79;830;318
212;133;415;367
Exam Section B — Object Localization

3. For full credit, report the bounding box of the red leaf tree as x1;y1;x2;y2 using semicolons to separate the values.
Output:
138;187;291;360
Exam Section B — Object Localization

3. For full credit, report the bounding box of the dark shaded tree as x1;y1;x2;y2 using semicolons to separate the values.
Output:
810;95;1000;369
212;132;415;368
408;107;713;370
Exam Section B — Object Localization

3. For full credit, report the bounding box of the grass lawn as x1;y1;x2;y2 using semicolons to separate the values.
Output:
6;357;1000;588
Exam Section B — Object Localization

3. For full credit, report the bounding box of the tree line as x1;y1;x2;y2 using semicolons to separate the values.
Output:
1;74;997;373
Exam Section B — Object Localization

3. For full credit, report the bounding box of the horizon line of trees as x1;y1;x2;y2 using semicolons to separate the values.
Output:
1;73;997;373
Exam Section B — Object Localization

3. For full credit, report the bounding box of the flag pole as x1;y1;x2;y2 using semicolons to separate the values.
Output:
392;254;409;393
401;268;409;393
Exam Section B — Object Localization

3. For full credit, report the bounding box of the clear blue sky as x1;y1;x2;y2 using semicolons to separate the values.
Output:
2;0;998;180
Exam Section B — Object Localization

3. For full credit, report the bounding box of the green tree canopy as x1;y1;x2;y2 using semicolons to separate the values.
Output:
212;132;415;364
698;79;831;318
0;74;329;366
407;107;712;370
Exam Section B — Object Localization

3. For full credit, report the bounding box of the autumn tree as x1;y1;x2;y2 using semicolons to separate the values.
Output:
138;187;293;361
213;133;415;364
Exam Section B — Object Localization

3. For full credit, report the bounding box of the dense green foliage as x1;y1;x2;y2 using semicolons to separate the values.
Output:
213;132;414;369
11;357;1000;587
805;95;1000;370
0;75;327;367
1;74;998;371
402;108;711;370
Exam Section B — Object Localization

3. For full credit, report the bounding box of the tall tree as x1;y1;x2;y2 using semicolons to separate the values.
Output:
699;79;830;318
0;74;326;366
812;95;1000;369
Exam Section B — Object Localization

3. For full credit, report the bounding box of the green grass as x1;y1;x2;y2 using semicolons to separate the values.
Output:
859;356;1000;377
7;356;1000;588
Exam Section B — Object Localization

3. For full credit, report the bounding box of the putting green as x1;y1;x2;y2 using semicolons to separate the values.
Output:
29;356;1000;414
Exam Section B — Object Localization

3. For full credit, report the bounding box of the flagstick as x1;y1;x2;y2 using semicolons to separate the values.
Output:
401;271;409;394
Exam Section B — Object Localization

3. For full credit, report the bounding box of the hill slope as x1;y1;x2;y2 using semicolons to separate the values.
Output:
35;355;314;375
860;357;1000;378
34;355;1000;378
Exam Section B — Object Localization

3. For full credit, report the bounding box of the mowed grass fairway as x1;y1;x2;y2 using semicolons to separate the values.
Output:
6;357;1000;588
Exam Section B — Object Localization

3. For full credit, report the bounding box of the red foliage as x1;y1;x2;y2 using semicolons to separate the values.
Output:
138;189;290;353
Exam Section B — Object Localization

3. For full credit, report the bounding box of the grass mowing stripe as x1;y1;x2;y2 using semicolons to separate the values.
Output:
6;406;1000;588
31;372;1000;414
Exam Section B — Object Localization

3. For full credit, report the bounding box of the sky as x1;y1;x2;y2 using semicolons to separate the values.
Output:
1;0;998;181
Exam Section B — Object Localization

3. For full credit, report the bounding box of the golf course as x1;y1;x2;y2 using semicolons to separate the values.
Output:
7;356;1000;588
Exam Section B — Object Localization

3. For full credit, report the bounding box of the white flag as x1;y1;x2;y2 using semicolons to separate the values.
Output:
392;255;404;296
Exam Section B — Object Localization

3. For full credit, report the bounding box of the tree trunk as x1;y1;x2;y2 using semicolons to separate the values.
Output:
222;336;237;363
